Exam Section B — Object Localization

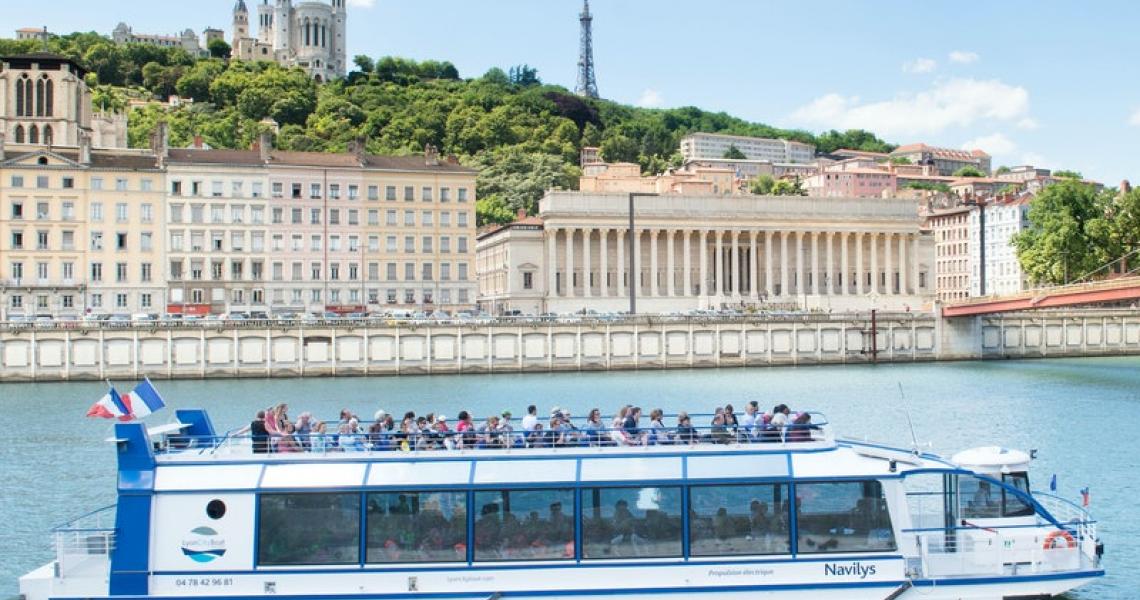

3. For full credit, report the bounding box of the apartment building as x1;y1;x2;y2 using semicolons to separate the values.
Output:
0;141;164;316
969;197;1031;297
890;144;992;177
164;148;271;315
680;133;816;164
926;205;973;302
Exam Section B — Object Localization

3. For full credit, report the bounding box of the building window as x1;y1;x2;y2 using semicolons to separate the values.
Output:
258;494;360;566
367;185;379;201
473;489;575;561
404;186;414;202
458;187;468;203
523;272;533;290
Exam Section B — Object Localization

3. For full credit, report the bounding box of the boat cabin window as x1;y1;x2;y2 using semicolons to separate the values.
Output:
366;491;467;563
257;493;360;565
689;483;791;556
795;481;896;553
960;474;1033;519
582;486;683;559
1002;472;1034;517
473;489;575;561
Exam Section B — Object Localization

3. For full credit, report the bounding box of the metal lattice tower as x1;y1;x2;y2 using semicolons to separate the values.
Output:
575;0;599;98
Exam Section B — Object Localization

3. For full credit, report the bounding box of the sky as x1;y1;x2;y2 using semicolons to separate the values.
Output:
3;0;1138;183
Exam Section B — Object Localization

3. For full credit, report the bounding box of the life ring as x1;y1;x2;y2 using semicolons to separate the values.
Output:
1043;530;1077;550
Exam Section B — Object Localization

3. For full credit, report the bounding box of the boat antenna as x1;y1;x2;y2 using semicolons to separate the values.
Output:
897;382;920;456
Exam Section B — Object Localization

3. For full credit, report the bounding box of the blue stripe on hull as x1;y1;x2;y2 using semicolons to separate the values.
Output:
48;569;1104;600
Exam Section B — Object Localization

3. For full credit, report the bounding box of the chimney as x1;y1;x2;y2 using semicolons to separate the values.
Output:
1121;180;1132;195
516;208;527;221
258;130;273;162
78;130;92;165
150;122;169;167
193;135;204;149
424;143;439;166
447;154;459;165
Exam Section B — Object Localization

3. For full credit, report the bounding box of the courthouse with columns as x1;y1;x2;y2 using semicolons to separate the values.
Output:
476;192;934;314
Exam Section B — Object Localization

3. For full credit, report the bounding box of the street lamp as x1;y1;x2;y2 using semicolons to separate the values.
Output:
628;192;658;315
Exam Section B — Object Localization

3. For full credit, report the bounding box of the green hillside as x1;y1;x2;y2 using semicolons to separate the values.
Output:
0;33;894;225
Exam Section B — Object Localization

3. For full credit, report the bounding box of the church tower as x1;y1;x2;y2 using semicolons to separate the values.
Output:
231;0;249;47
331;0;347;76
257;0;275;44
273;0;292;53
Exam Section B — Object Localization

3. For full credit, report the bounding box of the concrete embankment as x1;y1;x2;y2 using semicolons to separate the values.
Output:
0;310;1136;381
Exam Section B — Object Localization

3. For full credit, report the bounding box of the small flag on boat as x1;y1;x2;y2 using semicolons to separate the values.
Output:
86;379;166;421
86;387;132;421
1049;474;1057;492
122;378;166;419
1080;487;1090;507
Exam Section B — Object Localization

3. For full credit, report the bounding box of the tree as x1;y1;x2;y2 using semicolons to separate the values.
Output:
508;64;541;87
207;38;231;59
599;134;639;164
352;55;375;74
904;181;951;194
1013;179;1115;285
723;144;746;159
1054;170;1083;179
995;165;1012;175
476;195;517;226
889;156;912;165
953;166;986;178
770;177;807;196
750;174;775;195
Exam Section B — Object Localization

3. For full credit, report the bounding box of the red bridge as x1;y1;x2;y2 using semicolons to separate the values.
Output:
942;276;1140;317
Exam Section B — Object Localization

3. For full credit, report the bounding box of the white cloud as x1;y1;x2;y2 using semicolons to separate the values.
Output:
788;78;1031;138
347;0;375;7
902;58;937;74
1129;108;1140;126
1016;117;1039;130
962;133;1016;156
637;88;664;108
949;50;980;64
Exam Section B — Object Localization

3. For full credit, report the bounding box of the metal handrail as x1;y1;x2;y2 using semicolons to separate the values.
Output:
159;413;833;457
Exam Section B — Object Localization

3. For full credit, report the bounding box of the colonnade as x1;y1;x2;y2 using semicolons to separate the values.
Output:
545;227;923;300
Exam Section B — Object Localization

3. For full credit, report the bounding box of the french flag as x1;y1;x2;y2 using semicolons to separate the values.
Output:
86;387;132;421
122;378;167;419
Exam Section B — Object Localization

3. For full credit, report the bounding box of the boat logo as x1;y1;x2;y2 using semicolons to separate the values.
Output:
824;561;877;579
181;526;226;563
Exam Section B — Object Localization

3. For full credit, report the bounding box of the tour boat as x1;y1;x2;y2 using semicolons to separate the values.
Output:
19;409;1103;600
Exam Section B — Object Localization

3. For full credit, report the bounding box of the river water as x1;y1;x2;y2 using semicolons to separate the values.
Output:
2;356;1135;598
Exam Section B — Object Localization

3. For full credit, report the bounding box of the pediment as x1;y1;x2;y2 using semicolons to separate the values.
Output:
2;149;81;169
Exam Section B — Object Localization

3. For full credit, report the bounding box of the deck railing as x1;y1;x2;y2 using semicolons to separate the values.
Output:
158;413;833;458
52;505;116;578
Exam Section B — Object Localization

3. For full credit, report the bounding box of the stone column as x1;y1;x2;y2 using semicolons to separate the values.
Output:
795;231;804;297
666;230;676;297
841;232;849;295
729;230;739;298
898;233;908;295
617;229;626;298
884;232;893;295
765;231;774;298
856;232;865;295
811;232;820;296
600;229;609;298
826;232;836;295
699;230;708;298
912;234;921;295
582;227;593;298
683;230;692;297
633;229;642;299
547;228;558;297
780;232;789;297
715;230;724;298
750;231;759;300
869;232;879;294
649;229;659;298
565;227;576;298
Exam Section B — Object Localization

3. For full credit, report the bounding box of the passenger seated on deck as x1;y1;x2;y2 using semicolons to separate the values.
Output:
310;421;331;452
527;423;547;448
647;409;669;445
583;408;605;446
616;406;645;446
294;412;313;451
249;410;270;453
495;411;516;447
478;415;502;448
675;412;697;444
339;418;366;451
708;412;734;444
277;421;302;453
785;412;818;442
